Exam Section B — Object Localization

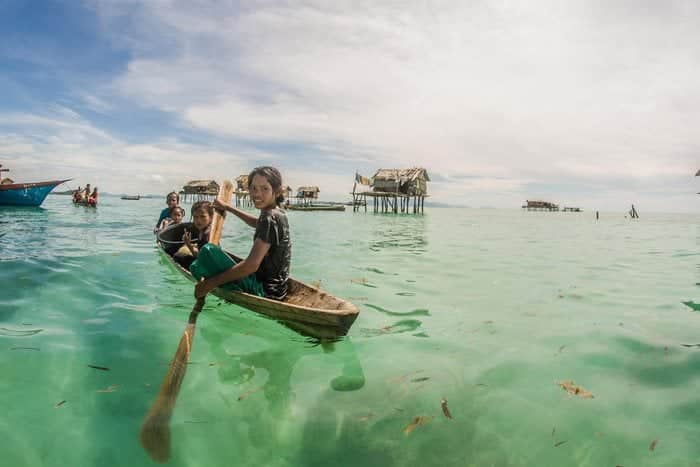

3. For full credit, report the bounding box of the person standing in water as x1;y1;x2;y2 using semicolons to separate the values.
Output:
192;166;291;300
87;186;99;206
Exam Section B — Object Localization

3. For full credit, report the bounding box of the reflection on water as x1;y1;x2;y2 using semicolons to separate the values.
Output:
369;215;427;254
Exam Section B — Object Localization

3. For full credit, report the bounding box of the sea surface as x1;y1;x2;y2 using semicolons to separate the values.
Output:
1;195;698;467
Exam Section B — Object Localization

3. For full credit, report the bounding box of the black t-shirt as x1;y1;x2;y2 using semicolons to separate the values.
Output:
254;208;291;300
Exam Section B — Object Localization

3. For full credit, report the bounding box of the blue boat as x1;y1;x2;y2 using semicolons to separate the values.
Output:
0;179;70;206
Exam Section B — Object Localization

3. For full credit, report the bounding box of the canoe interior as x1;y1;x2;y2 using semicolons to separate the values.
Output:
157;222;359;339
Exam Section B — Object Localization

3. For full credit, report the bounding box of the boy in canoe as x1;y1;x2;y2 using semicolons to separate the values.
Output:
158;206;185;231
192;166;291;301
154;191;180;232
173;201;213;269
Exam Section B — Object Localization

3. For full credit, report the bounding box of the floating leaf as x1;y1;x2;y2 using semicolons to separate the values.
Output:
557;380;594;398
441;399;453;419
237;386;263;401
54;400;66;408
403;416;430;434
97;385;119;393
649;438;659;451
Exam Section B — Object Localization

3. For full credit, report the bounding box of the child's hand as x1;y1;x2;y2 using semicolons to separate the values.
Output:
195;278;214;298
182;229;192;246
213;199;232;213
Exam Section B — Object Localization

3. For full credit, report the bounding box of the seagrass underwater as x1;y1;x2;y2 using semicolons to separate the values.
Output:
0;196;698;466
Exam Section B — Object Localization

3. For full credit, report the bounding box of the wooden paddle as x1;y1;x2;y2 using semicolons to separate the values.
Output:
140;180;234;463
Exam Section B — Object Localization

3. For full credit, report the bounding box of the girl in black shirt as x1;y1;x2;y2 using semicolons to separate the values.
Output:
192;166;291;300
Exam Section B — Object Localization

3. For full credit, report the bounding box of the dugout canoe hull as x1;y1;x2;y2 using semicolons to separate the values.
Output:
157;223;359;338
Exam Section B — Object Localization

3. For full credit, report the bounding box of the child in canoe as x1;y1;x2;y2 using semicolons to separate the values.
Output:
154;191;180;233
158;206;185;231
192;166;291;301
173;201;213;270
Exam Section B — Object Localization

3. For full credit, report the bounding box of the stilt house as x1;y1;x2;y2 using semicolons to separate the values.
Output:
181;180;219;202
371;168;430;195
351;167;429;214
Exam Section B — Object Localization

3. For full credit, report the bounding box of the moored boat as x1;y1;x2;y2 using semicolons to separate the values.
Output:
121;195;141;200
287;203;346;211
157;222;359;339
0;179;71;206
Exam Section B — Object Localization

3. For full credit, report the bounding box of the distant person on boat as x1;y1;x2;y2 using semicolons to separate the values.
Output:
155;191;180;233
173;201;213;270
73;186;83;203
192;166;291;300
87;187;99;207
83;184;91;201
158;206;185;231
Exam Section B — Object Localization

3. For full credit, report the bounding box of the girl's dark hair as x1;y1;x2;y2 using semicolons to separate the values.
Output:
191;200;213;216
170;206;185;216
248;166;284;206
166;191;179;202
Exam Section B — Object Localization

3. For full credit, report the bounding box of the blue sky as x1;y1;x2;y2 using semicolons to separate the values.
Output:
1;0;698;211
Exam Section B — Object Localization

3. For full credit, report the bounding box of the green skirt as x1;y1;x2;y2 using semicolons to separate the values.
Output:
189;244;265;296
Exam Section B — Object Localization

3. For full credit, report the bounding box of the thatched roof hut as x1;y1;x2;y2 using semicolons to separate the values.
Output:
182;180;219;196
235;175;249;191
372;167;430;195
297;186;320;199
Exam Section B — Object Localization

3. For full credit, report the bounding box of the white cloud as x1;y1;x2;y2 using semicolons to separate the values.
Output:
8;1;700;210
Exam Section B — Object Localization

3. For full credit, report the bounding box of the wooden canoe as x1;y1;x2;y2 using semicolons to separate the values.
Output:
157;222;359;339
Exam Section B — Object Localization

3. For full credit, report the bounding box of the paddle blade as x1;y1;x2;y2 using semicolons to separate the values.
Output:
209;179;234;246
140;300;203;462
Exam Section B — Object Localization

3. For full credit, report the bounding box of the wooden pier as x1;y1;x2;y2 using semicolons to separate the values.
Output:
351;191;426;213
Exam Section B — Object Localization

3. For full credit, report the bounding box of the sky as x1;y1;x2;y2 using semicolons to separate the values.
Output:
1;0;698;212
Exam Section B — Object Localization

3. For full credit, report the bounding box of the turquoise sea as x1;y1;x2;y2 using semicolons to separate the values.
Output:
1;195;698;467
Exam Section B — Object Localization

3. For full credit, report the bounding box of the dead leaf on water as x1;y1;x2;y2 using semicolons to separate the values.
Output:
649;438;659;451
441;399;453;419
557;380;594;398
54;400;66;408
96;385;119;393
237;386;263;401
554;440;567;447
403;415;431;435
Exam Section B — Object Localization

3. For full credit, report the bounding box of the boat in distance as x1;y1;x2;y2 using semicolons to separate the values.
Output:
0;179;71;206
286;203;346;212
157;222;360;339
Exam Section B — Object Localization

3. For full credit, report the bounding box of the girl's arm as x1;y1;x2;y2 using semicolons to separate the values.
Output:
214;199;258;228
194;239;271;298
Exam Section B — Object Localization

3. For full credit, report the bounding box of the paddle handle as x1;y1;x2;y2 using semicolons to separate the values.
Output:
209;180;234;247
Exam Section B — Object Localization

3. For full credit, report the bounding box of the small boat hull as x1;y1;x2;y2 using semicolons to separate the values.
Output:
0;179;70;206
121;195;140;200
287;204;346;211
157;223;359;339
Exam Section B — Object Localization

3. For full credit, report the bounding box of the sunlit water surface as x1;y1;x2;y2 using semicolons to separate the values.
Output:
1;196;698;466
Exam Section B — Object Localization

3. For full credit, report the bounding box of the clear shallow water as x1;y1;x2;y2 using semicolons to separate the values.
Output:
1;195;698;466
